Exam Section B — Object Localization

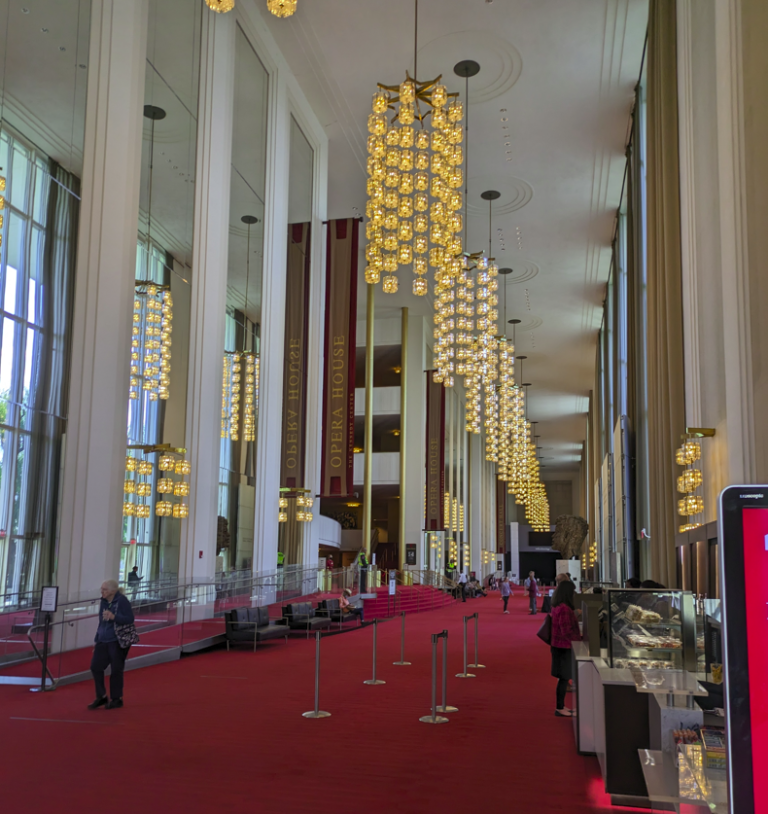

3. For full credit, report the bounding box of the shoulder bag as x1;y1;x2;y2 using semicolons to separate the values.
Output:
115;622;140;648
536;613;552;645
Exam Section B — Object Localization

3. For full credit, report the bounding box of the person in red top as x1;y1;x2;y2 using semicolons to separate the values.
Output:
550;579;581;717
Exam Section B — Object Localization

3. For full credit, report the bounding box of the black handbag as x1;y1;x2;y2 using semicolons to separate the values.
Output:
536;613;552;645
115;622;140;649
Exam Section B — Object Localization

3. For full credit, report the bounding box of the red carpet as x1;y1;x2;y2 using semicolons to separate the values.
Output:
0;593;643;814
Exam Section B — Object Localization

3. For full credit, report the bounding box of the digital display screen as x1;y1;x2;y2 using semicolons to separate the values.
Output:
742;507;768;810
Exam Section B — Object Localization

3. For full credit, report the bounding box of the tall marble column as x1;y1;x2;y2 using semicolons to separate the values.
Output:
177;11;236;584
55;0;149;601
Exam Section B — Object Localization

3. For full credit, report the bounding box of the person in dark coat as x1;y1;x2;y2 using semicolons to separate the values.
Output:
88;580;135;710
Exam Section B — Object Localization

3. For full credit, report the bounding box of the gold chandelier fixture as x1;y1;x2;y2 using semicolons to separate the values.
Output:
278;488;314;523
204;0;234;12
267;0;297;17
674;429;714;533
222;216;259;443
129;283;172;402
124;445;191;520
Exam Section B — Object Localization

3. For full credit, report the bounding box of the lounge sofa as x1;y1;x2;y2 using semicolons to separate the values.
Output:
317;598;360;626
283;602;332;635
225;606;289;650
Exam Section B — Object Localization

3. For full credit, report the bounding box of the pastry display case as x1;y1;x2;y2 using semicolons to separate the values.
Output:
605;589;697;672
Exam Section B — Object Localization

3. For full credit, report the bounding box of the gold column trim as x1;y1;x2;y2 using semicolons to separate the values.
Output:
362;283;375;556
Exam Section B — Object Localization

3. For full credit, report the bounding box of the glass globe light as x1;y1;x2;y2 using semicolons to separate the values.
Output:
413;278;427;296
432;84;448;108
267;0;297;17
383;275;399;294
372;90;389;113
365;266;381;284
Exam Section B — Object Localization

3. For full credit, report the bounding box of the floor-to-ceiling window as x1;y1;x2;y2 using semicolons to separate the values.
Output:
0;0;90;601
217;24;268;573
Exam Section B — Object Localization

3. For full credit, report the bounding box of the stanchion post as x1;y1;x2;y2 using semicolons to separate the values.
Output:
468;612;485;669
40;612;51;692
456;615;476;678
364;618;386;684
420;633;449;724
303;631;331;718
436;629;458;713
393;611;411;665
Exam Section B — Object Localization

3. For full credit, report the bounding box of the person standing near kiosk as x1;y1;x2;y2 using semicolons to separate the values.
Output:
357;549;369;593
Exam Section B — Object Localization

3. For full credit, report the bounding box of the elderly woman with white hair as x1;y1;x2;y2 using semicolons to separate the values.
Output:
88;579;136;710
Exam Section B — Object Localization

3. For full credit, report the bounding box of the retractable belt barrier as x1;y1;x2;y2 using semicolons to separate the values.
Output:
302;631;331;719
467;612;485;669
363;618;386;685
456;614;477;678
420;630;450;724
393;611;411;666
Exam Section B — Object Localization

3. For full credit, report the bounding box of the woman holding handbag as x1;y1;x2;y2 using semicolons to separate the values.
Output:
524;571;539;615
550;580;581;717
88;580;139;710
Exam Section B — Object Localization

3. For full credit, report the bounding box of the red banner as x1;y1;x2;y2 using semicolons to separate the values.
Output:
280;223;311;488
320;219;358;496
425;372;445;530
496;478;507;553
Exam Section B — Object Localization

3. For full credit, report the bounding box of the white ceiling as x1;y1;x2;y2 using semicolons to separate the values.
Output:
261;0;648;472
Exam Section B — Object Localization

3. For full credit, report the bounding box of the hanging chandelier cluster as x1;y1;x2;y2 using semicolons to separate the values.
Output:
278;488;315;523
676;436;704;532
364;76;467;386
222;216;259;443
123;448;191;520
204;0;298;18
129;284;172;402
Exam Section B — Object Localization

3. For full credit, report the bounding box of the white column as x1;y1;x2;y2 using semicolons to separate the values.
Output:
252;70;290;574
178;11;236;584
469;431;483;577
55;0;148;601
715;0;756;484
402;315;426;567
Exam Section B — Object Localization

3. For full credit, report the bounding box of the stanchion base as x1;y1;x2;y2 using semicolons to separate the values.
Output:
393;661;412;666
455;672;476;678
419;714;449;724
436;705;458;713
363;679;386;685
468;664;486;669
302;710;331;718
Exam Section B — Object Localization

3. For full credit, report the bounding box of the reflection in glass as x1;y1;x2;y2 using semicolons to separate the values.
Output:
218;26;268;573
121;0;201;583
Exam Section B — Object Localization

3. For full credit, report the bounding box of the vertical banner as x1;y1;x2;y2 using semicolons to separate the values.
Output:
280;223;311;488
320;218;358;496
496;478;507;553
425;372;445;530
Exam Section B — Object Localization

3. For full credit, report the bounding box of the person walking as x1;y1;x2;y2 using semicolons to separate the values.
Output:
88;580;136;710
127;565;141;600
550;579;581;717
500;577;513;613
524;571;540;615
457;570;468;602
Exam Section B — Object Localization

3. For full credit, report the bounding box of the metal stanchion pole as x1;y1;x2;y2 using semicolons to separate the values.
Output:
364;618;386;684
456;615;476;678
436;629;458;713
303;631;331;718
468;612;485;668
420;633;449;724
393;611;411;665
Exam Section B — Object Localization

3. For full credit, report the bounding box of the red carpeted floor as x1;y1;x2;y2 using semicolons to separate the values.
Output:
0;593;642;814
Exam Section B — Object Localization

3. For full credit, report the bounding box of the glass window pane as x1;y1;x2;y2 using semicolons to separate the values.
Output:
23;327;36;401
27;279;36;325
3;265;17;315
5;212;25;295
10;145;30;213
0;317;16;397
12;434;26;534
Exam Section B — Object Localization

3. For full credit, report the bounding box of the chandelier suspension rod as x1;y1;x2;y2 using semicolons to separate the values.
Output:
414;0;418;80
464;71;469;250
147;115;156;249
245;221;250;338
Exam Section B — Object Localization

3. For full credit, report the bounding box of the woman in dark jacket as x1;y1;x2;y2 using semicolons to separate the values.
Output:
550;580;581;717
88;579;135;710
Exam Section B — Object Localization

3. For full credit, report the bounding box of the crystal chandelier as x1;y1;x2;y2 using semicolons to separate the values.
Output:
675;434;705;532
278;489;314;523
267;0;297;16
222;216;259;442
124;448;191;520
205;0;234;11
129;283;172;402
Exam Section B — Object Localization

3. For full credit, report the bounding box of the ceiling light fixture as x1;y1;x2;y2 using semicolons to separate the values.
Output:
205;0;234;11
267;0;297;16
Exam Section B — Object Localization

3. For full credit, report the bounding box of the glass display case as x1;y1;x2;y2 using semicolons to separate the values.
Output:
606;589;697;672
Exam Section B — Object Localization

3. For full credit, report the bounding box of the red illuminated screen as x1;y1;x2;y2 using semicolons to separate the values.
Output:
742;507;768;809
